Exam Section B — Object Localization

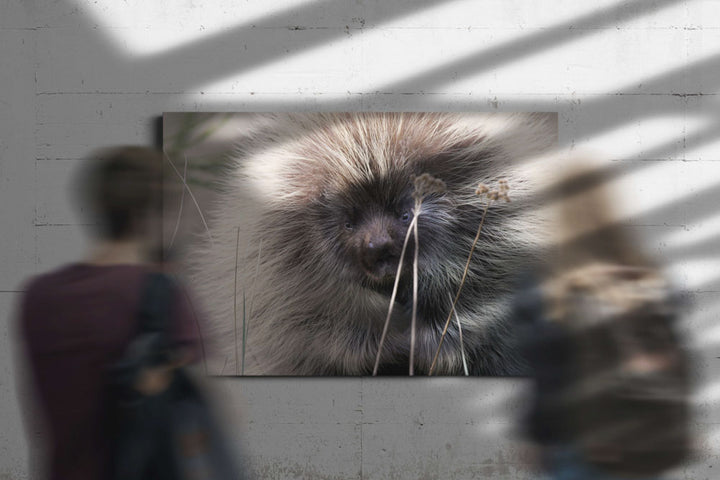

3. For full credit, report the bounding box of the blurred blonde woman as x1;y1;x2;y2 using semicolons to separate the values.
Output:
516;160;691;480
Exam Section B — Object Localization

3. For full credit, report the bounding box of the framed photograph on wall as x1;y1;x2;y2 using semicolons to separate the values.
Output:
163;112;557;376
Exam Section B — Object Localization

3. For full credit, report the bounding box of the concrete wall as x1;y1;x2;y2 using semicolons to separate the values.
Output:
1;1;718;478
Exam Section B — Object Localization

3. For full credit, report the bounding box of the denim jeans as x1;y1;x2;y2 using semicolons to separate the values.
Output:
542;446;665;480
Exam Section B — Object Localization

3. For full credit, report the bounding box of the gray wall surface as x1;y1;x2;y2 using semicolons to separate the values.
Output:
1;1;718;478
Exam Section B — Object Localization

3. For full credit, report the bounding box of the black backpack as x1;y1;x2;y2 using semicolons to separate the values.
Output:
106;272;244;480
553;264;692;476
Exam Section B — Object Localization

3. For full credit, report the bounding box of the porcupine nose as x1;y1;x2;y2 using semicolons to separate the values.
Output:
361;231;396;277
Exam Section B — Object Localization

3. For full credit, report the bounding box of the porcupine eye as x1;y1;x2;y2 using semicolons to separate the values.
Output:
344;212;355;231
400;211;411;224
344;207;359;231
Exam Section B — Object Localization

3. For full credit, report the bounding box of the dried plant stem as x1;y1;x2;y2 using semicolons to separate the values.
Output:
234;226;241;375
241;291;246;375
450;292;469;376
163;151;215;247
220;357;229;376
373;215;418;376
409;205;420;376
169;156;188;249
244;239;263;360
428;201;493;375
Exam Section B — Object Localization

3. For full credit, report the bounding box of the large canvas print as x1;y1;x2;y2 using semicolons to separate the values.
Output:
163;112;558;376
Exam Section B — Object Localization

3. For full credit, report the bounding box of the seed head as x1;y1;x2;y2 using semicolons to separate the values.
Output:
412;173;446;202
475;183;489;195
497;179;511;202
476;180;511;202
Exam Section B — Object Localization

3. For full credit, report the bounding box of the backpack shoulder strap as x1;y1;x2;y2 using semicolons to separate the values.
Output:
136;272;176;335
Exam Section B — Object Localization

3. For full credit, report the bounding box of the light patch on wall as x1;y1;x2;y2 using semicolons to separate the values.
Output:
87;0;692;95
607;151;720;220
697;320;720;348
72;0;316;56
536;130;720;247
445;28;686;95
197;33;359;93
664;213;720;250
667;259;720;290
695;380;720;404
680;298;720;340
683;115;720;162
366;0;627;30
367;0;691;95
705;427;720;456
573;115;707;160
365;0;689;31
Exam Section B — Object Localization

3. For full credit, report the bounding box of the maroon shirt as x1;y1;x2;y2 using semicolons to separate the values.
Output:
18;263;201;480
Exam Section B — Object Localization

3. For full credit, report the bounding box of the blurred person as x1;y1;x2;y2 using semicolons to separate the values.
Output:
515;161;692;479
15;146;201;480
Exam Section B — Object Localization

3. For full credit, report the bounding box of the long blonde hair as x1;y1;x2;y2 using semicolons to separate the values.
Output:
542;160;662;324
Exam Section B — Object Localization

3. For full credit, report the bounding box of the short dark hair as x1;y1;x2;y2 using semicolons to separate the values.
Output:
82;146;165;240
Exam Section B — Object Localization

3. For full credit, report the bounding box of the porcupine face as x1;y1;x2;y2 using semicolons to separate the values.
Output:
270;113;499;300
312;171;460;301
193;112;557;375
321;178;415;288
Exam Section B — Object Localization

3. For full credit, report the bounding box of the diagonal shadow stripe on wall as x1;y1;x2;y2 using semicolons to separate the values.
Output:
38;0;456;93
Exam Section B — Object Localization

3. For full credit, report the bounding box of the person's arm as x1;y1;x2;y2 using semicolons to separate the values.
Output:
133;279;203;395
